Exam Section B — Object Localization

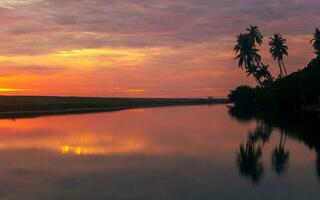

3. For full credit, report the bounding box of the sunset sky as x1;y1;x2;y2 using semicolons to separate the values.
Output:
0;0;319;97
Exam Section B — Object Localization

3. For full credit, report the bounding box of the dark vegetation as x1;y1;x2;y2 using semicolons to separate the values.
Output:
229;57;320;110
0;96;228;118
229;27;320;183
229;26;320;111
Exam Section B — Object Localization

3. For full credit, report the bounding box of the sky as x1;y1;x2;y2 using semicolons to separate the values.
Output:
0;0;318;97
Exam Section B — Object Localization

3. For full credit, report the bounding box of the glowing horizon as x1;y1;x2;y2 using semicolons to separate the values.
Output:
0;0;318;97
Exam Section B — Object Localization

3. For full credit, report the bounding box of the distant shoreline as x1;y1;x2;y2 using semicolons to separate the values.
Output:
0;96;228;119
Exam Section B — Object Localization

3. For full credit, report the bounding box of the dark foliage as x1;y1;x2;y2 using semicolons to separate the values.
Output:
229;57;320;111
311;28;320;57
228;86;256;108
234;26;273;87
269;33;288;77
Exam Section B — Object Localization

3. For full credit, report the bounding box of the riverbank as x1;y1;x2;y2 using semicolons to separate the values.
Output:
0;96;228;118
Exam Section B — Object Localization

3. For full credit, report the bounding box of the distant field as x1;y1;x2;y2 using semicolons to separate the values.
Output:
0;96;228;118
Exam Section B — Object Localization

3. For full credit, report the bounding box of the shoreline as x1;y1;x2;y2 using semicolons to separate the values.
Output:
0;96;229;118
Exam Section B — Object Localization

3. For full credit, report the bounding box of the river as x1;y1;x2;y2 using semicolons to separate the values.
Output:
0;105;319;199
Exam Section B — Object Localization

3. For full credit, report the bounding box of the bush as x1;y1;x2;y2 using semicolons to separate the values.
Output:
228;86;256;108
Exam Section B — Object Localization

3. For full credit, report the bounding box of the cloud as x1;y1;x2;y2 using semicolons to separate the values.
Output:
0;0;318;96
0;0;318;55
0;0;37;9
0;65;67;76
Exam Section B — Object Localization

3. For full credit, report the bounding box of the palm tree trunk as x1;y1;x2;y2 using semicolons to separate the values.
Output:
281;60;288;76
253;75;262;87
252;70;263;87
278;60;283;78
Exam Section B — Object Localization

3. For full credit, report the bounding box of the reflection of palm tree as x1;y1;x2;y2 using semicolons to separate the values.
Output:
272;130;289;176
314;148;320;181
237;141;264;183
248;122;272;145
316;153;320;180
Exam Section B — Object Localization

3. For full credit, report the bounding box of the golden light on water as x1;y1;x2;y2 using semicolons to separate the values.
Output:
0;116;153;156
0;140;146;156
60;140;146;155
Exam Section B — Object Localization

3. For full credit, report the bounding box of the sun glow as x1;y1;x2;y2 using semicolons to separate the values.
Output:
0;88;25;92
0;48;147;69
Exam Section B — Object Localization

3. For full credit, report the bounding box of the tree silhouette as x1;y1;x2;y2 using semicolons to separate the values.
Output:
269;33;288;77
234;26;273;87
234;33;263;86
310;28;320;57
247;25;263;47
256;64;273;87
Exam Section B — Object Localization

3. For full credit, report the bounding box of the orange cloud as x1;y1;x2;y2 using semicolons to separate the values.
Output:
0;0;317;97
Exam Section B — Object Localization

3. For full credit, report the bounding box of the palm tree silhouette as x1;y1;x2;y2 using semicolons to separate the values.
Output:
237;141;264;184
271;129;289;176
256;64;273;87
247;25;263;47
310;28;320;57
269;33;288;77
234;33;262;86
234;26;273;87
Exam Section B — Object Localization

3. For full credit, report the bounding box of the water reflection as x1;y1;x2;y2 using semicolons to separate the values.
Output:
248;122;272;145
271;130;289;176
230;106;320;184
317;155;320;179
237;141;264;183
0;105;318;199
236;125;290;183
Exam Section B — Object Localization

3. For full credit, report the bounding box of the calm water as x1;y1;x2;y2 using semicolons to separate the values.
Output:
0;105;319;199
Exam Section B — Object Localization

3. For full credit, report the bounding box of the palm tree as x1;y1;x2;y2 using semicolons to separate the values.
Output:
310;28;320;57
255;64;273;87
234;26;273;87
269;33;288;77
247;25;263;47
234;33;252;70
234;33;262;86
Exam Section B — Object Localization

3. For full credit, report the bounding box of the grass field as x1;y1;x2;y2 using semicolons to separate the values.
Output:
0;96;228;118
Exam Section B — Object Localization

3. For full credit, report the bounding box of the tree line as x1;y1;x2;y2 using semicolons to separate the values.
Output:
229;26;320;110
234;26;320;87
